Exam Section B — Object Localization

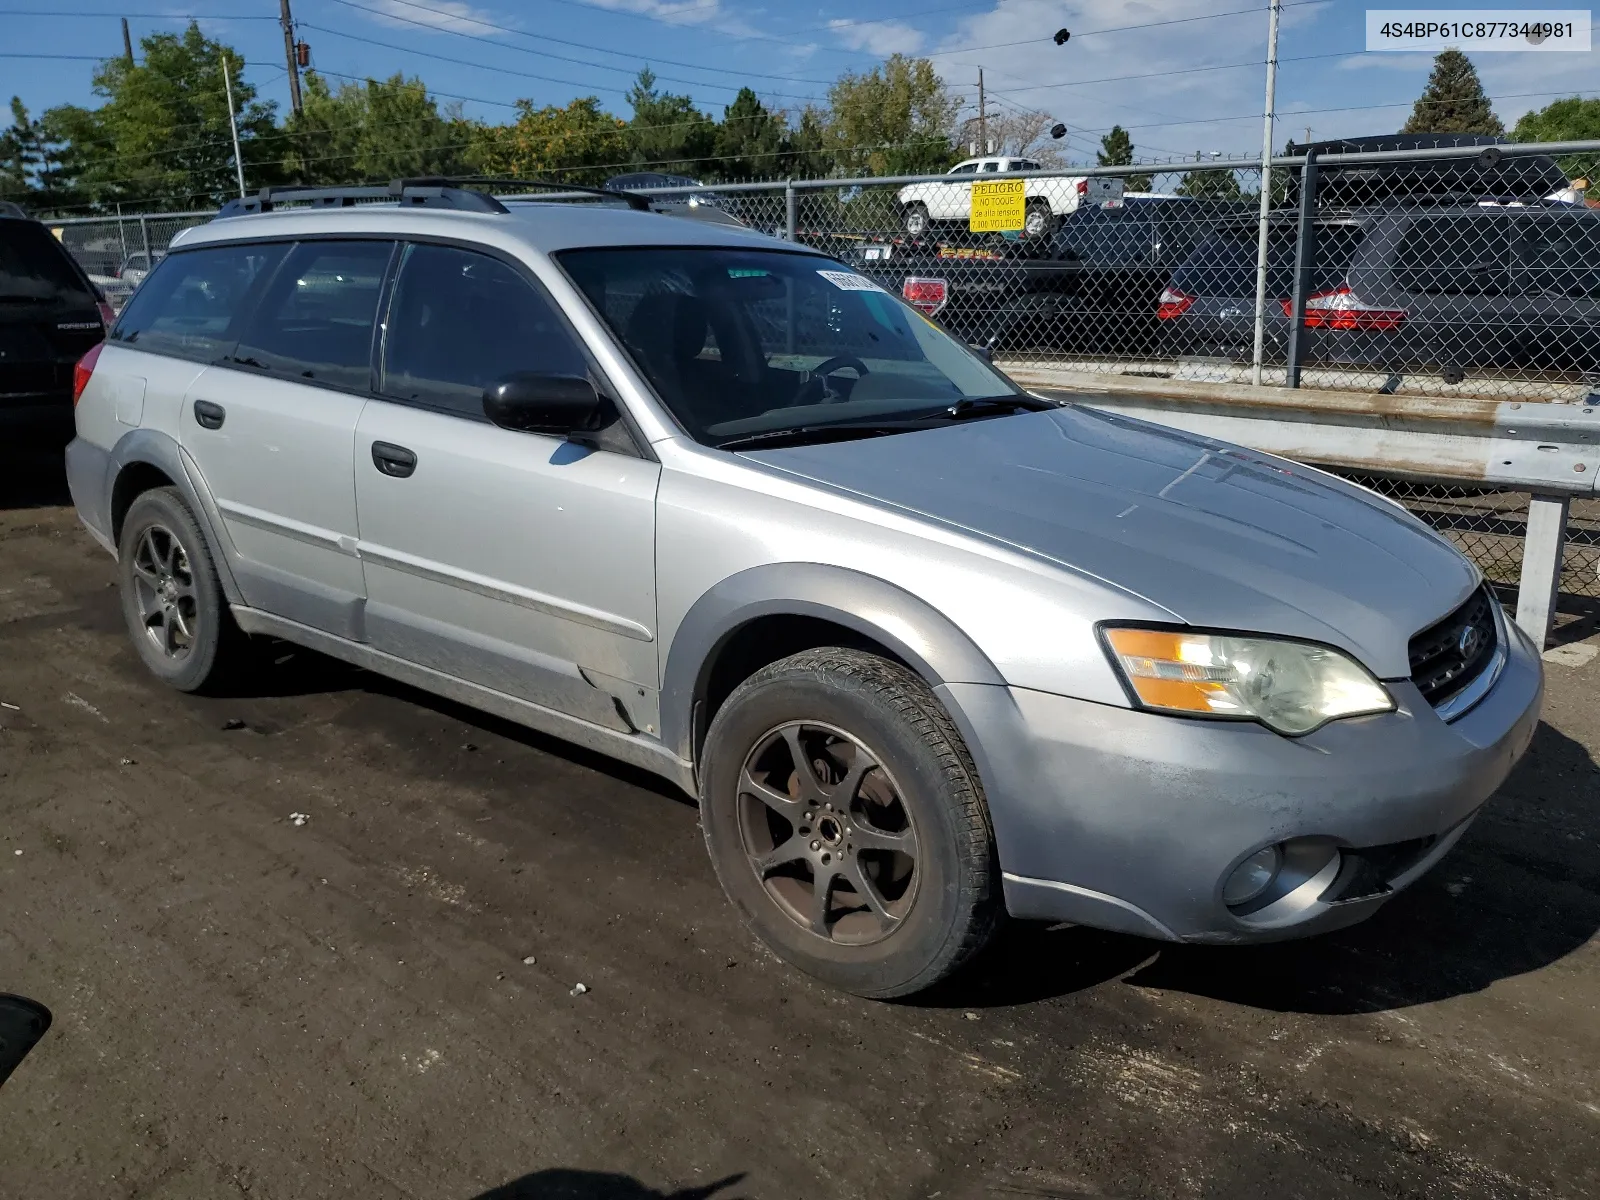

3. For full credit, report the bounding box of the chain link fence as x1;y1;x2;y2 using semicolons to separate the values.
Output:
37;140;1600;604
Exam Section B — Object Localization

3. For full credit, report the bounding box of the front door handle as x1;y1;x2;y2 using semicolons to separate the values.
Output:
371;441;417;479
193;400;225;430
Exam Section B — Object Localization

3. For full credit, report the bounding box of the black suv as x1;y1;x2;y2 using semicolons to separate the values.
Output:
1157;141;1597;383
1158;203;1600;380
1;202;110;428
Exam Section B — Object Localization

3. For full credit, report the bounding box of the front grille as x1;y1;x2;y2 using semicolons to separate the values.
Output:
1408;587;1498;707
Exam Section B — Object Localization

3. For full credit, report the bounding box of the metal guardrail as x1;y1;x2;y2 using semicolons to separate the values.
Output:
1010;367;1599;644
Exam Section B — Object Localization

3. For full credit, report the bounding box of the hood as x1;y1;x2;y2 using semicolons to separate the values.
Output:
746;405;1478;679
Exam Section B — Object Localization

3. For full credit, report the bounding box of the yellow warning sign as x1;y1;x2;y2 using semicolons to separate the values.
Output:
969;179;1025;232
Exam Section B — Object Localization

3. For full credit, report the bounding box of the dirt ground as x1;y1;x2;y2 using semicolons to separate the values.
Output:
1;437;1597;1200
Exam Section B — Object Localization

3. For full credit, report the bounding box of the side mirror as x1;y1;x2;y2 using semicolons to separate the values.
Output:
483;373;607;436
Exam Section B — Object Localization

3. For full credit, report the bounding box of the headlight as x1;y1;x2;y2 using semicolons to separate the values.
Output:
1100;626;1394;736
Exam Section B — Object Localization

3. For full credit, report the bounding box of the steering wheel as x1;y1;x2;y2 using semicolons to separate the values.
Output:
801;354;871;403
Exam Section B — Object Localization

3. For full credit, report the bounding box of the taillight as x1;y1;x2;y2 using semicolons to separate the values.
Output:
1156;286;1195;319
72;342;103;405
1075;180;1088;195
97;300;115;327
902;276;948;317
1282;286;1406;331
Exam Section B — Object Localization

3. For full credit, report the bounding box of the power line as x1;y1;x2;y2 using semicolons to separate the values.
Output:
297;21;826;104
337;0;839;86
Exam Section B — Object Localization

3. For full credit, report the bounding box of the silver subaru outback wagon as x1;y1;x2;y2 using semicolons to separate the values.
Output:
65;185;1543;998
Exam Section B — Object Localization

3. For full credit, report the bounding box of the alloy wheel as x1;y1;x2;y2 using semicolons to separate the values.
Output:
128;523;199;661
735;721;920;945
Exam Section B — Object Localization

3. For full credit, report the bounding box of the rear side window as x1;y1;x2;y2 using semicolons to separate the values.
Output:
1171;225;1365;297
231;240;393;389
111;242;285;360
1392;214;1510;296
1511;213;1600;300
0;220;94;303
380;243;590;418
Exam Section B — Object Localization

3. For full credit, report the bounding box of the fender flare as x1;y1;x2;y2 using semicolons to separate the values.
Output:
659;562;1006;765
105;427;245;606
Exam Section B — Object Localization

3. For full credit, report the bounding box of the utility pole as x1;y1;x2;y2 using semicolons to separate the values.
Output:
222;56;247;199
280;0;302;116
1249;0;1282;387
121;17;134;65
977;68;987;155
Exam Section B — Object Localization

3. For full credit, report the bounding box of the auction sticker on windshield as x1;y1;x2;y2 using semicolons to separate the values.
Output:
817;269;883;291
971;180;1026;233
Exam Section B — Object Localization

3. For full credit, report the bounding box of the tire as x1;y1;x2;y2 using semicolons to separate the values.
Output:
700;648;1001;998
117;486;247;693
903;202;930;237
1023;200;1056;239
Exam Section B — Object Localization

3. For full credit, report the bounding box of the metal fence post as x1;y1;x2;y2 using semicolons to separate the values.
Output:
1284;150;1318;389
1516;493;1570;648
138;214;153;269
784;179;796;242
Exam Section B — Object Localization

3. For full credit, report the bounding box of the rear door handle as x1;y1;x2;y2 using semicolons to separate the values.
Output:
193;400;225;430
371;441;417;479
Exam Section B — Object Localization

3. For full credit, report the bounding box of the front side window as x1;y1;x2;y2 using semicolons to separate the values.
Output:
231;240;392;389
561;247;1020;445
381;242;591;417
949;163;979;175
111;242;286;360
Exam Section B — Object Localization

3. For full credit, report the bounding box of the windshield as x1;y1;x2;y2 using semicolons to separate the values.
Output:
559;247;1020;444
0;221;95;305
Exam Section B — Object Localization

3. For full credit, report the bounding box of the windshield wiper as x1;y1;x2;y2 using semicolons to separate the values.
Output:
717;421;936;451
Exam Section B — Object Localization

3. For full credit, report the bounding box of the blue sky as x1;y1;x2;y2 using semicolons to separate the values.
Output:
1;0;1595;167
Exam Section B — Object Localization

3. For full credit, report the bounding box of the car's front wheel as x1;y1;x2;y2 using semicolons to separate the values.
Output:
700;648;1001;998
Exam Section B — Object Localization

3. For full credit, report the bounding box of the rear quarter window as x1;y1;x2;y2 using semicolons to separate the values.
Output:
111;242;286;361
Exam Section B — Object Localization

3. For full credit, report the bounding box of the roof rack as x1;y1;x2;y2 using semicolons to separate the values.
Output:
456;177;651;212
216;179;510;218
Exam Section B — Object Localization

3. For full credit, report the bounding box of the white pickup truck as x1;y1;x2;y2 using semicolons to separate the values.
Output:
896;156;1088;237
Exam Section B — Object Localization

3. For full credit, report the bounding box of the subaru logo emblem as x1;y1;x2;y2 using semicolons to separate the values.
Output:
1457;624;1484;659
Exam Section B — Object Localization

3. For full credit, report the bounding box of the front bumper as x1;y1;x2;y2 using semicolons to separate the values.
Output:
938;615;1543;943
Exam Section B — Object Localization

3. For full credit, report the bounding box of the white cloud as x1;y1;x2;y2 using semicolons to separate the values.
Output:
579;0;725;26
828;17;926;57
358;0;510;36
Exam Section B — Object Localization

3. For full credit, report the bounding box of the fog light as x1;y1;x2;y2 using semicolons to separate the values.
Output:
1223;845;1283;907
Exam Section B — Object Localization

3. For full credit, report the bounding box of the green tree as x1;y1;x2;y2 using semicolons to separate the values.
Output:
39;23;280;209
284;71;470;184
469;96;630;185
0;98;44;202
712;87;786;180
1096;123;1151;191
822;54;958;176
624;69;717;174
1176;163;1246;200
1511;95;1600;178
1400;49;1504;136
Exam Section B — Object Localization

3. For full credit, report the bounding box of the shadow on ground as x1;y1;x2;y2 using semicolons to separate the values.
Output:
0;432;73;511
471;1170;743;1200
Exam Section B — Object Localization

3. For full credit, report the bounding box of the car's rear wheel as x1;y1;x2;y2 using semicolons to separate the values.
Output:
700;648;1001;998
118;487;246;693
902;202;930;237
